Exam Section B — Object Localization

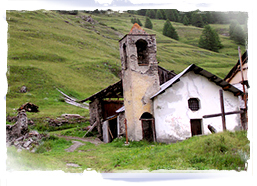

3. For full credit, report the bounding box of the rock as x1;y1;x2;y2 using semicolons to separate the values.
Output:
66;163;80;167
23;140;31;148
20;85;27;93
6;109;28;142
29;130;39;136
6;115;17;123
61;114;83;119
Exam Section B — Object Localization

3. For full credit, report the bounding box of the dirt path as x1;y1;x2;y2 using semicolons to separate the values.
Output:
65;141;84;152
57;135;104;146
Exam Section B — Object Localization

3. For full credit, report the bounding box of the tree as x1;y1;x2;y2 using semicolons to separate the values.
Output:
229;20;246;45
231;25;246;45
229;20;238;36
198;25;222;52
183;15;189;25
145;17;153;29
163;19;179;40
146;9;156;19
165;9;175;22
156;9;163;19
160;9;166;20
131;17;142;26
137;9;147;16
191;12;205;28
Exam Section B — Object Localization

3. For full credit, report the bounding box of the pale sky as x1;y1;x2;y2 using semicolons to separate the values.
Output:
1;0;254;11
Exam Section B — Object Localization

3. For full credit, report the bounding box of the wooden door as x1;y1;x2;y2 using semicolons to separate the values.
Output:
190;119;202;136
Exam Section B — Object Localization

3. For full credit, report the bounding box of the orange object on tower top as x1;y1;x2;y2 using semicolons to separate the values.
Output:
129;23;147;34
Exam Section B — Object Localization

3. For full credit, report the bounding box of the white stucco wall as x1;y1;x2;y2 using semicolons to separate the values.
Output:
153;71;241;143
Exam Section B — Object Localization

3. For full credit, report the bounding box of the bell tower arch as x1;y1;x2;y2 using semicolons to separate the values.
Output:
119;23;160;141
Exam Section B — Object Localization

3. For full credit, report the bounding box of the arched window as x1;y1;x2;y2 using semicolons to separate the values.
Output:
123;43;127;69
136;39;149;66
188;98;200;111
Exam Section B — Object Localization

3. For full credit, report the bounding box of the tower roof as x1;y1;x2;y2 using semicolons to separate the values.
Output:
129;23;147;34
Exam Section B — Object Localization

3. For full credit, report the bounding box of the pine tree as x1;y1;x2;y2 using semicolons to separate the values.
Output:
198;25;222;52
231;24;246;45
229;20;246;45
131;17;142;26
146;9;156;19
163;19;179;40
160;9;166;20
229;20;238;37
145;17;153;29
183;15;189;26
156;9;163;19
191;12;204;28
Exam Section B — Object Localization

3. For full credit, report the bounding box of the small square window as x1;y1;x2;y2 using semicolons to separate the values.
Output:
188;98;200;111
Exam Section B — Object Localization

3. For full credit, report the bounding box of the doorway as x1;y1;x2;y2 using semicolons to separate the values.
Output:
190;119;202;136
140;112;156;142
109;117;118;142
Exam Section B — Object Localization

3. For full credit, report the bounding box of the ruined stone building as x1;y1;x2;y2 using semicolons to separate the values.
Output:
81;23;244;143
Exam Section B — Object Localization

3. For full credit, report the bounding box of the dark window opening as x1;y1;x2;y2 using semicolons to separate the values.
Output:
190;119;202;136
123;43;127;69
136;39;149;66
188;98;200;111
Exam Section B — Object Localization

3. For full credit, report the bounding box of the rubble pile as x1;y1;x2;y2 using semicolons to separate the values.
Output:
6;109;46;152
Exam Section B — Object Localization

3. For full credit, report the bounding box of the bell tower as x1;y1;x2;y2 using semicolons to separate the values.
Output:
119;23;160;141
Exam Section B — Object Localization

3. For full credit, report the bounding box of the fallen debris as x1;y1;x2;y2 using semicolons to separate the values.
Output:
57;88;89;109
17;102;39;112
6;109;46;151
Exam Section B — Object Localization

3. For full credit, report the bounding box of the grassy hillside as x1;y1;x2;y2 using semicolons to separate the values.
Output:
6;10;247;119
7;131;249;172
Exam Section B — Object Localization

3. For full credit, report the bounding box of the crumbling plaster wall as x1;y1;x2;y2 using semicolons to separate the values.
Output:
153;71;241;143
120;34;160;141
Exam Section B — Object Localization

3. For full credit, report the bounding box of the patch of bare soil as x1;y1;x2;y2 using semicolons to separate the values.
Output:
57;135;104;146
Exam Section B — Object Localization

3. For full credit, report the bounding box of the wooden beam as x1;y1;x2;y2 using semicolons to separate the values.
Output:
219;89;226;131
203;110;244;118
83;121;97;137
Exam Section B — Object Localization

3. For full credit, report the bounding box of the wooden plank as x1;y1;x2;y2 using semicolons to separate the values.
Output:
203;110;244;118
83;121;97;137
219;89;226;131
108;127;114;139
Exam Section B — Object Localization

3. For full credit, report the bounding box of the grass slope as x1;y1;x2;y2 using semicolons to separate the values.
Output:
6;10;246;119
6;131;249;172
